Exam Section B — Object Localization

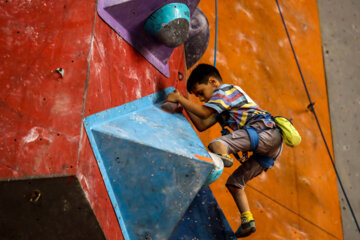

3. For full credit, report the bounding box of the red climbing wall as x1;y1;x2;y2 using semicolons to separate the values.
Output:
194;0;343;239
0;1;186;239
77;13;187;238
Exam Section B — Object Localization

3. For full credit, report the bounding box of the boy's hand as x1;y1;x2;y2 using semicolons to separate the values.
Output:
166;89;214;121
166;90;183;103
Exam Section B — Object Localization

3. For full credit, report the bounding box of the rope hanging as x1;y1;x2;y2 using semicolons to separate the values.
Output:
212;0;360;233
214;0;218;67
275;0;359;233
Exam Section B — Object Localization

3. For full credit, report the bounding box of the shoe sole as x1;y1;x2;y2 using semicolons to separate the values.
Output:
235;227;256;238
235;220;256;238
220;156;233;167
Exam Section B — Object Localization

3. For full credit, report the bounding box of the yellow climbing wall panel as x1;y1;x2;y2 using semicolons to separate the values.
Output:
191;0;343;239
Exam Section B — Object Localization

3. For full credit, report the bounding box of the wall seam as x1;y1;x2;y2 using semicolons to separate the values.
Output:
76;3;98;169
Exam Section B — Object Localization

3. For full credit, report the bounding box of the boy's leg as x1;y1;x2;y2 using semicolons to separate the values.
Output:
227;186;256;237
208;131;253;213
208;140;252;212
208;141;234;167
226;157;264;237
208;128;252;166
208;121;282;238
227;185;250;213
208;132;259;237
208;140;228;154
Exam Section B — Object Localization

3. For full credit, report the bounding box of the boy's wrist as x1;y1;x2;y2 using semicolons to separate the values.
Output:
177;94;183;102
177;94;187;104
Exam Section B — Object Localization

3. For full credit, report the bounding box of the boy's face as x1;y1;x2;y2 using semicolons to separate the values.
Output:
192;77;220;102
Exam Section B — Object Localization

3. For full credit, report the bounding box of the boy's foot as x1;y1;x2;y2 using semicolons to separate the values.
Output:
235;219;256;238
218;154;233;167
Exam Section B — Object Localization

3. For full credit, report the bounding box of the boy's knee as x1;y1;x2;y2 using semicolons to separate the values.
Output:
208;140;226;154
226;184;235;191
208;141;216;152
226;183;244;193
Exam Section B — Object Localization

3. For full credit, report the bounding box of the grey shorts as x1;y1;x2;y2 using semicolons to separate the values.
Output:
210;120;283;189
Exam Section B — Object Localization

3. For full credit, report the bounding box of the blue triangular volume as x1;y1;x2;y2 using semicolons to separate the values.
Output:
170;186;237;240
84;87;215;240
92;130;212;239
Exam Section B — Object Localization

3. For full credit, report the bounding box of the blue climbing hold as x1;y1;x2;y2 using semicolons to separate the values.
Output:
84;87;218;240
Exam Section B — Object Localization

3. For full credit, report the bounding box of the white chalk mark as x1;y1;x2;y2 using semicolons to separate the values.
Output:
23;127;40;144
235;3;253;20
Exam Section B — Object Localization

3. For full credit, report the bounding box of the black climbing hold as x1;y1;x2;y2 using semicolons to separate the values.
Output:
184;8;210;69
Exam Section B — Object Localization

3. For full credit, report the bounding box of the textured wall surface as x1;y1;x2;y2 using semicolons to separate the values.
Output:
193;0;343;239
317;0;360;239
0;0;343;239
0;0;186;239
77;4;187;239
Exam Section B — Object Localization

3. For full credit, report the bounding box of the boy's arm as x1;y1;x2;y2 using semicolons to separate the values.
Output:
186;111;217;132
166;90;217;131
166;90;214;119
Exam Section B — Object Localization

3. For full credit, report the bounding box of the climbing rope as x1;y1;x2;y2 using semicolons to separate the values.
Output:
275;0;360;233
212;0;359;234
214;0;218;67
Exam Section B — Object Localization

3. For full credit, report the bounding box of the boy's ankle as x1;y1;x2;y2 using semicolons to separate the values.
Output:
241;211;254;223
235;211;256;238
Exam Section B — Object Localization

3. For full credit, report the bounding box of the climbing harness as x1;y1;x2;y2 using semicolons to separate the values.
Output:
220;113;281;168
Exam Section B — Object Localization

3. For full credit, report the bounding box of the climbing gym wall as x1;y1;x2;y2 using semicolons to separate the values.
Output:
0;0;343;240
194;0;343;239
0;0;186;239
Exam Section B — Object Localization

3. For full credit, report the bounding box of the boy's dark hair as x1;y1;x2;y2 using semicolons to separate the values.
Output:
187;64;222;93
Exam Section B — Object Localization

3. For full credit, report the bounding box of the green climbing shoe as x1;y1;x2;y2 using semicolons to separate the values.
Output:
218;154;233;167
235;219;256;238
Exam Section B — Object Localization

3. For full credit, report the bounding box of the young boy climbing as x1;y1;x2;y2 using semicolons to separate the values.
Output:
166;64;283;238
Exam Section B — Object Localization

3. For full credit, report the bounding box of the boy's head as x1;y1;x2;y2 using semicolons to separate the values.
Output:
187;64;222;102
